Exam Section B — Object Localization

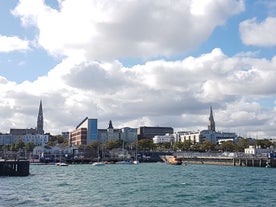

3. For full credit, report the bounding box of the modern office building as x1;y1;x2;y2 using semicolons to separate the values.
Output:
70;119;138;146
69;117;98;146
137;126;174;140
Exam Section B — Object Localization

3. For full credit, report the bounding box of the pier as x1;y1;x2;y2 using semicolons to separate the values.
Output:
162;154;276;168
0;160;30;176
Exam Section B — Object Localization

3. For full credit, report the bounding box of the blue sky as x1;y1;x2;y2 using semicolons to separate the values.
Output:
0;0;276;137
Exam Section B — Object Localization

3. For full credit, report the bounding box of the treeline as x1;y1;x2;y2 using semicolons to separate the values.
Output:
1;136;274;156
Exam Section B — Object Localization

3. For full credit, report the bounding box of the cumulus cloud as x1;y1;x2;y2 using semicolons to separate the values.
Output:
240;17;276;47
1;48;276;137
0;35;29;52
4;0;276;138
12;0;244;60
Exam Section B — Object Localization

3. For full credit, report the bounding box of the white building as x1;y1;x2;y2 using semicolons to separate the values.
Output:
175;130;237;145
33;146;78;156
0;134;49;146
244;146;270;156
153;133;174;144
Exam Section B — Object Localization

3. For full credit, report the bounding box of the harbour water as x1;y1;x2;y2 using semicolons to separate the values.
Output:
0;163;275;207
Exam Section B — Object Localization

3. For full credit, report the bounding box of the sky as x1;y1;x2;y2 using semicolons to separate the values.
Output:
1;0;276;138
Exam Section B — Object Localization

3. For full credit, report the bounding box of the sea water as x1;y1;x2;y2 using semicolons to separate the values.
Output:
0;163;275;207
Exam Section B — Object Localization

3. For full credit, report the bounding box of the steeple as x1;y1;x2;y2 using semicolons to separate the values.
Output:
208;106;216;131
108;120;113;129
37;100;44;135
107;120;114;133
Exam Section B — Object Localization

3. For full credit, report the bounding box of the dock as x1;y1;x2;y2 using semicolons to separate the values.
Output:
161;155;276;168
0;160;30;176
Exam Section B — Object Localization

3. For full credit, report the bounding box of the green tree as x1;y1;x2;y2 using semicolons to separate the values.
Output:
25;142;36;152
138;139;154;151
201;140;214;151
220;140;235;152
235;139;250;152
105;140;123;150
48;135;66;146
15;140;25;150
255;139;273;149
183;140;192;150
154;142;171;151
174;142;185;151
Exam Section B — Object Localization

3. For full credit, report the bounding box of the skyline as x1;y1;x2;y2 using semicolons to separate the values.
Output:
1;0;276;137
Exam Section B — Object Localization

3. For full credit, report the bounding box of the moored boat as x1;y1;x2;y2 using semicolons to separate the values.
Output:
92;161;105;166
56;162;68;166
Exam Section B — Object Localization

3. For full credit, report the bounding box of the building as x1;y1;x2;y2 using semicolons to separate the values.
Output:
9;100;44;136
0;101;48;146
61;132;69;139
69;117;98;146
36;100;44;135
244;145;270;156
137;126;174;140
97;120;137;143
70;119;138;146
208;106;215;131
153;133;174;144
176;131;201;143
175;106;236;144
0;133;48;146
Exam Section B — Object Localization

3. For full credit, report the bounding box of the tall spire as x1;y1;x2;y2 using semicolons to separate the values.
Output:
208;106;216;131
108;120;113;129
37;100;44;134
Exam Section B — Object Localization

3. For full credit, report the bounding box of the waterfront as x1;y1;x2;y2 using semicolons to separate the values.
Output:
0;163;275;207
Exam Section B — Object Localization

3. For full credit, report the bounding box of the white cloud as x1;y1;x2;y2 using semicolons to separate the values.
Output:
4;0;276;138
12;0;244;60
240;17;276;47
1;49;276;138
0;35;29;52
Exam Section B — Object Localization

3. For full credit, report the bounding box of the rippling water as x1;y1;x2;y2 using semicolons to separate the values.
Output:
0;163;275;207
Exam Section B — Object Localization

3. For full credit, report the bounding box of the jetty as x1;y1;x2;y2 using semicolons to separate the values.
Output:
161;153;276;168
0;160;30;176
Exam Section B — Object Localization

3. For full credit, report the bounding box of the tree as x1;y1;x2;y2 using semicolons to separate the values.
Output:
48;135;66;146
105;140;123;150
15;140;25;150
220;140;235;152
25;142;36;152
201;140;214;151
174;142;185;151
255;139;273;149
138;139;154;151
183;140;192;150
235;139;250;152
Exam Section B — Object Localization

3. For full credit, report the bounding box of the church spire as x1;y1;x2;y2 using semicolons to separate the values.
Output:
108;120;113;129
37;100;44;134
208;106;216;131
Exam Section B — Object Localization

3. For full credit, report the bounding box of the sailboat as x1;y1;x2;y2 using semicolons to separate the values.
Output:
56;153;68;166
132;140;139;164
92;144;105;166
116;140;133;164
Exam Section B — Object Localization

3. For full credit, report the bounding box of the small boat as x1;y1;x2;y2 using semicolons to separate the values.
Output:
161;155;182;165
92;161;105;166
116;161;133;165
56;162;68;166
132;160;139;165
